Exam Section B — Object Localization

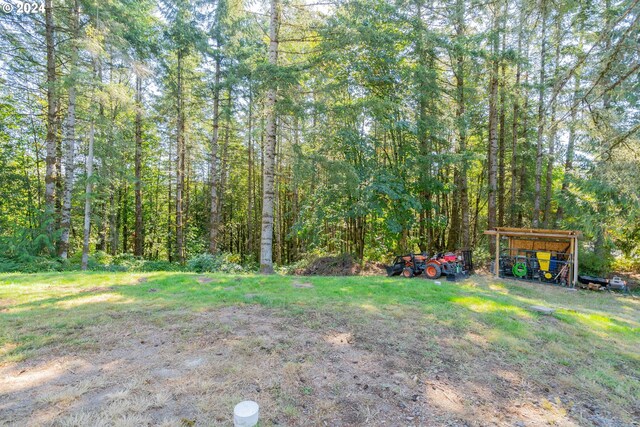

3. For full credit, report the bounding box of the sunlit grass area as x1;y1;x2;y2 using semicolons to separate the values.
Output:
1;272;638;425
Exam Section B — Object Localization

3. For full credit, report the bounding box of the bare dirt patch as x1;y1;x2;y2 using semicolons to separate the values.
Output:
0;299;17;308
292;281;314;289
196;276;218;284
82;286;115;293
0;305;629;426
0;299;16;313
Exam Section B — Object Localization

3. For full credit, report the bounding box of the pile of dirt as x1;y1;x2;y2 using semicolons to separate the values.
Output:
361;261;387;276
296;254;388;276
297;254;362;276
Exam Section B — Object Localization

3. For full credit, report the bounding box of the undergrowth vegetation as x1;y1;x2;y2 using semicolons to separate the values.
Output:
0;252;244;274
2;247;638;277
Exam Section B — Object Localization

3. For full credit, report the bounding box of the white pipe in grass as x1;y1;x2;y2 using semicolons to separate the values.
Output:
233;401;259;427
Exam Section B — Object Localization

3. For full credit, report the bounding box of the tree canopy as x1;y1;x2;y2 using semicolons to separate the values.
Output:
0;0;638;274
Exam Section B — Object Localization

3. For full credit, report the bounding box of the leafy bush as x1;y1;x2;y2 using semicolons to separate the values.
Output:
186;253;216;272
84;253;184;272
138;260;183;272
111;253;135;264
612;258;640;273
91;251;113;265
277;257;311;275
0;255;67;273
186;253;244;273
65;251;183;272
0;256;22;273
579;250;613;276
472;246;492;267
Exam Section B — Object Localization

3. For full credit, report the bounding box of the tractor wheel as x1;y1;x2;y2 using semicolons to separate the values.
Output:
402;267;414;278
440;262;453;275
424;263;442;280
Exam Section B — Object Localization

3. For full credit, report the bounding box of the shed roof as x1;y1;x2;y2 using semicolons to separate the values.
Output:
484;227;582;240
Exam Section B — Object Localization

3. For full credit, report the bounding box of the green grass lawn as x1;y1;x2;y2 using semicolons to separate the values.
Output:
1;272;638;426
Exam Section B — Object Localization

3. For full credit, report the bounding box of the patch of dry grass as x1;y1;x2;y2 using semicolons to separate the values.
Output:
0;272;638;425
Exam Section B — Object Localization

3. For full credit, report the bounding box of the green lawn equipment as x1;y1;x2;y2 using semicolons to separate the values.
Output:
499;250;571;286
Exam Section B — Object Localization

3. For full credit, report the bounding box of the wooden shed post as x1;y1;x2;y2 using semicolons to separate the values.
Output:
573;237;578;287
494;232;500;276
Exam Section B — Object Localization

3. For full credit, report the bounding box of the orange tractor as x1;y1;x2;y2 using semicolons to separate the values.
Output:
387;250;473;280
385;253;430;278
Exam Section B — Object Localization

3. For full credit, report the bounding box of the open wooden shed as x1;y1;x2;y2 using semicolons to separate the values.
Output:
484;227;581;287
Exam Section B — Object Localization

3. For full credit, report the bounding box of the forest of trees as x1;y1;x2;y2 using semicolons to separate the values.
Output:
0;0;638;274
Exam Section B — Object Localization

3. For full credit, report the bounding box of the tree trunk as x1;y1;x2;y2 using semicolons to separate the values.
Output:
209;58;221;254
82;119;95;270
448;176;460;250
497;11;507;227
167;135;173;262
247;83;254;254
175;50;185;263
472;160;485;247
415;0;435;252
184;143;191;236
487;2;500;253
291;114;300;261
217;89;232;224
109;191;117;255
55;135;63;237
260;0;279;274
59;0;79;259
44;0;58;241
455;0;470;248
96;200;106;251
134;74;144;257
510;2;525;225
543;17;561;228
517;46;530;227
274;131;282;264
532;0;547;228
122;182;129;253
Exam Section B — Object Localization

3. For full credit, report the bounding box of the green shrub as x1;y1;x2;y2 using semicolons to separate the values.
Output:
0;256;22;272
579;250;613;276
186;253;244;273
473;246;492;266
92;251;113;266
277;257;311;275
64;251;182;272
111;253;141;269
0;255;67;273
138;260;183;272
611;255;640;273
67;251;104;270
